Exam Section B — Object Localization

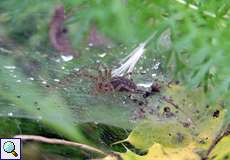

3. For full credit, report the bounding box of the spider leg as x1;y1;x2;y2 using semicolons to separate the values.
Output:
106;68;112;80
94;62;104;81
100;63;112;80
100;63;108;70
110;84;115;92
104;68;108;80
99;63;108;81
104;68;111;81
97;70;103;81
77;69;98;81
90;85;99;96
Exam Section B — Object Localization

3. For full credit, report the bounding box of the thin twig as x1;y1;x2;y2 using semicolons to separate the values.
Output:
14;135;106;155
204;123;230;159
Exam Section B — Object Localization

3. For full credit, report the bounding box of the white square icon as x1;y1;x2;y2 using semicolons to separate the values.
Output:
1;138;21;160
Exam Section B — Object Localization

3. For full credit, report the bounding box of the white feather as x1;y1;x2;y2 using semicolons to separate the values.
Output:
112;32;156;77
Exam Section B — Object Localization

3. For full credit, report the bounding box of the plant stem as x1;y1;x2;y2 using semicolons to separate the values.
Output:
14;134;107;155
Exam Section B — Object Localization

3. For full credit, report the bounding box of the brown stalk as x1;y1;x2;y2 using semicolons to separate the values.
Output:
14;134;106;155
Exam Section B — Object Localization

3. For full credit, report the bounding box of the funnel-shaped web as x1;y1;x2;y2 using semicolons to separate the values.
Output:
0;41;162;131
0;29;217;144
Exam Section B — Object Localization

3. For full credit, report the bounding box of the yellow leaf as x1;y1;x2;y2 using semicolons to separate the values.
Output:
120;143;200;160
112;85;225;159
127;120;192;150
208;136;230;160
102;153;123;160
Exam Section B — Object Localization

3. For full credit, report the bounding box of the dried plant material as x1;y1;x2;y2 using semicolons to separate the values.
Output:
14;135;106;155
88;24;113;48
49;5;79;58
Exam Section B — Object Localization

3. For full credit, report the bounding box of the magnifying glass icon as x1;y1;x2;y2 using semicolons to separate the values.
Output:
3;141;18;157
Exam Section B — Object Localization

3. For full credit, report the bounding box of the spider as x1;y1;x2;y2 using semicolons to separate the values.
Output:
85;65;145;95
59;64;145;95
58;64;161;97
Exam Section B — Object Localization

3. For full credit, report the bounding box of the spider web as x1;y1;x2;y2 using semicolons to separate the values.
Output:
0;29;222;160
0;41;165;130
0;45;217;147
0;27;215;134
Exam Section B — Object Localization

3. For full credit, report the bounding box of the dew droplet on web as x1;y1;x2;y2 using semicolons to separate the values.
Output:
42;81;47;84
98;52;107;58
36;116;43;122
61;55;73;62
74;68;80;72
28;77;34;81
0;47;13;54
54;79;60;82
153;62;161;70
55;58;61;63
16;80;21;83
3;65;16;70
88;43;93;47
8;112;13;116
141;70;147;74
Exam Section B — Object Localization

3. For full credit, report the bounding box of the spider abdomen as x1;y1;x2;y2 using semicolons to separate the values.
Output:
110;76;137;92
